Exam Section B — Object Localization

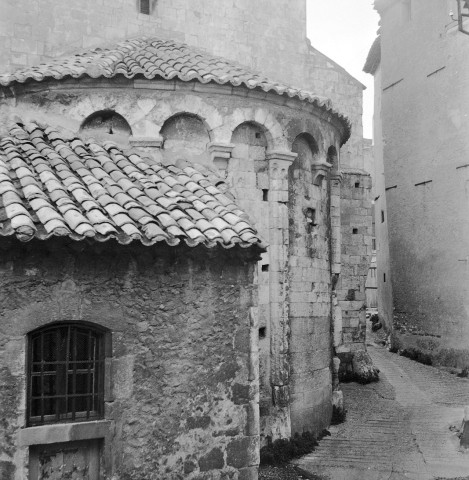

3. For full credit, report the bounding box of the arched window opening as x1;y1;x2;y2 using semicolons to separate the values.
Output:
160;113;210;154
291;133;319;168
327;145;339;172
80;110;132;144
231;122;268;173
27;322;109;426
231;122;268;148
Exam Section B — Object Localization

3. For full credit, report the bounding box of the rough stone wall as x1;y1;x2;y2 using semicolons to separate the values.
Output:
0;239;259;480
338;170;373;352
377;0;469;351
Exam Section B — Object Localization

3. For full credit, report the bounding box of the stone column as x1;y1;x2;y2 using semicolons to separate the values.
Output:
265;151;296;416
329;171;343;390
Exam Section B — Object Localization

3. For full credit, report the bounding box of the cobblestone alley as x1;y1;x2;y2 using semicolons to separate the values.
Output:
295;346;469;480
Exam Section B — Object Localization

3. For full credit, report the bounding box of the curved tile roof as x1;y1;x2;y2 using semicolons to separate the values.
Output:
0;37;350;141
0;122;266;249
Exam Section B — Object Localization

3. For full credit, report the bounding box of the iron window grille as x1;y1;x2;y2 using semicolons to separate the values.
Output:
27;323;106;426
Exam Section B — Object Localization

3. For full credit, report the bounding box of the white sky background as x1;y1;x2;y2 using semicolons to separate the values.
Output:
306;0;380;139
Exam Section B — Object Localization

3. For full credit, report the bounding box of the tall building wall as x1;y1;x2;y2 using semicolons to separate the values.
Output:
0;0;306;81
376;0;469;348
305;46;366;171
372;64;394;330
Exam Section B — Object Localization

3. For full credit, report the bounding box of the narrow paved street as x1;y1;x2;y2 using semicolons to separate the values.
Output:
295;346;469;480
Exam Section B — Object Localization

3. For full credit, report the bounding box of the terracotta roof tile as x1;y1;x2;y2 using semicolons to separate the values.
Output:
0;37;350;142
0;122;266;250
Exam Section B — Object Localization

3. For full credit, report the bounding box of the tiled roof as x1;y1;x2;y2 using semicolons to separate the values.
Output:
363;36;381;75
0;122;266;249
0;37;350;141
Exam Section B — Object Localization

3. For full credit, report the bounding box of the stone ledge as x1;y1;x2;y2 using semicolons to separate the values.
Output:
18;420;112;447
129;136;163;147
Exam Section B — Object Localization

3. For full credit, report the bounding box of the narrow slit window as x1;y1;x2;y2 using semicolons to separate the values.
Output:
140;0;150;15
381;210;385;223
262;189;269;202
259;327;266;339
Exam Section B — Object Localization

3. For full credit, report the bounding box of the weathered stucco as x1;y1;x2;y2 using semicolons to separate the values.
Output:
0;239;260;480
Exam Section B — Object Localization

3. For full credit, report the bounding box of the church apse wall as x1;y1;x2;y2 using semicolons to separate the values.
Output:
1;75;348;442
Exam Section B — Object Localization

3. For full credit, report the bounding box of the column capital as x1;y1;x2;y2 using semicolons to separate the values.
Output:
330;171;343;184
311;161;332;186
207;142;235;156
266;150;298;164
207;142;235;173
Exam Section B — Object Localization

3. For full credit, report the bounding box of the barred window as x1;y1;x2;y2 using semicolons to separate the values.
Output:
27;323;107;426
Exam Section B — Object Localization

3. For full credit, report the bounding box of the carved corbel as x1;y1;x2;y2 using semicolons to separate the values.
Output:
208;142;235;174
265;151;297;179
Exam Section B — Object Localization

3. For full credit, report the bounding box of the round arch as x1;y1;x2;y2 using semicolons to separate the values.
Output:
327;145;339;172
79;110;132;143
291;132;319;166
160;112;211;154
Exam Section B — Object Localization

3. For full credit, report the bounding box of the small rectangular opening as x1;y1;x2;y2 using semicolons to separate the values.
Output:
259;327;266;339
384;273;386;282
372;238;376;250
401;0;412;22
262;189;269;201
261;264;269;272
352;228;358;234
381;210;385;223
354;182;360;188
140;0;150;15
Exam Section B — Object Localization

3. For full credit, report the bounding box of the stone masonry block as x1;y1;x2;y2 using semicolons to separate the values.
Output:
199;448;225;472
226;436;260;469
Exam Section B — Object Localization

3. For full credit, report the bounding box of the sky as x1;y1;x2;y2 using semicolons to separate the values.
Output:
306;0;380;138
